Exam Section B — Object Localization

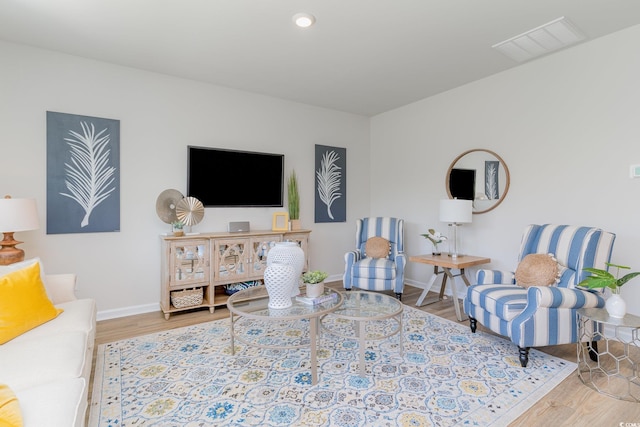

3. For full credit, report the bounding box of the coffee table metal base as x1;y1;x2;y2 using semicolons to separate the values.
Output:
227;286;343;385
321;291;403;377
230;314;322;383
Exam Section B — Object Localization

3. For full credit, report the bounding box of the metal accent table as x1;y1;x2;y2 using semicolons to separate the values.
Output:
409;254;491;321
227;285;343;385
321;291;403;377
577;307;640;402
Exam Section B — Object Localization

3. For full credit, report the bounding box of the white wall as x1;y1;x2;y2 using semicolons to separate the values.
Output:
5;24;640;319
0;41;371;318
371;24;640;315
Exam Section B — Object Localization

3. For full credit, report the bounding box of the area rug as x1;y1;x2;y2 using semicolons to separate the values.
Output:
89;305;575;426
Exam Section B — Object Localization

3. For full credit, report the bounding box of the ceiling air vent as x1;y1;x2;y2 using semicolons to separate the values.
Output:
492;16;586;62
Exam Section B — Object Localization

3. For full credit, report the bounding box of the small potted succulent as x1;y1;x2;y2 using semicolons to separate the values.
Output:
172;220;185;237
579;262;640;318
302;270;328;298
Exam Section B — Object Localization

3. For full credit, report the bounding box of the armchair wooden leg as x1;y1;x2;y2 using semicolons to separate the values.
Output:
395;293;402;301
469;317;477;333
589;341;599;362
518;346;530;367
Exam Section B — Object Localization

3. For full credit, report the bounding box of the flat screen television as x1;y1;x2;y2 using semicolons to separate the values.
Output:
187;146;284;207
449;168;476;201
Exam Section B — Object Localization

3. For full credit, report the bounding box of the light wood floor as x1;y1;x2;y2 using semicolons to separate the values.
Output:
92;283;640;426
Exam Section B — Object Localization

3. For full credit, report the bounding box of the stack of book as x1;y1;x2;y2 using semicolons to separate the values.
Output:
295;290;338;305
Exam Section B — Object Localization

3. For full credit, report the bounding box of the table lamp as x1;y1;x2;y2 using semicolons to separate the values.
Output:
0;196;39;265
439;198;472;259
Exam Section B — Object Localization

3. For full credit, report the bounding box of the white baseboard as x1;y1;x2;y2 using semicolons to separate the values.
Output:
97;303;160;321
405;277;466;298
97;277;344;321
601;323;634;342
404;278;426;289
326;274;343;284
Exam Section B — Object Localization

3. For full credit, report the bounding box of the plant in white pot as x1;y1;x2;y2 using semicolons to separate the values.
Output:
302;270;328;298
579;262;640;318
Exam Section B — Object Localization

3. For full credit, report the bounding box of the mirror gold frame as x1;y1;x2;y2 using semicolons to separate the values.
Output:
445;149;510;214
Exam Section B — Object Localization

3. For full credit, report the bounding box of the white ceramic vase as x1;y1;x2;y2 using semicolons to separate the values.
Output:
606;292;626;318
263;262;296;309
306;281;325;298
267;241;305;297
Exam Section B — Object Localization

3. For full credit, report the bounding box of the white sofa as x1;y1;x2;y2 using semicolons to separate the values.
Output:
0;272;96;427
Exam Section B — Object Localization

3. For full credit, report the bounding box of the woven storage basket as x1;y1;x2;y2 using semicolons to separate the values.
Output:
171;287;203;308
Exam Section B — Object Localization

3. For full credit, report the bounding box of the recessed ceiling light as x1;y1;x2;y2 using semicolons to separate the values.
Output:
293;13;315;28
492;17;586;63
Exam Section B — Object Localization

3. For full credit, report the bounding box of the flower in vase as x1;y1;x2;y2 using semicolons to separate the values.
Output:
421;229;447;245
421;228;447;254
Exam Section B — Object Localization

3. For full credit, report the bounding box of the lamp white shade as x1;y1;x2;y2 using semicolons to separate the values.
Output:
0;198;39;232
439;199;472;224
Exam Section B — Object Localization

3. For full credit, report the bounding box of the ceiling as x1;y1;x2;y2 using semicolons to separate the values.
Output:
1;1;640;116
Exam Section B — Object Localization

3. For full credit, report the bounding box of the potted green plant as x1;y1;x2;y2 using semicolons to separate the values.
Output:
172;220;185;237
302;270;328;298
579;262;640;318
288;170;301;230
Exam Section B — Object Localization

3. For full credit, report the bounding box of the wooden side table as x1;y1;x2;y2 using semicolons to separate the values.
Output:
409;254;491;321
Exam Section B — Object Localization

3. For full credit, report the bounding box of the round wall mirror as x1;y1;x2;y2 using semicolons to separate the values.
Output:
445;149;510;214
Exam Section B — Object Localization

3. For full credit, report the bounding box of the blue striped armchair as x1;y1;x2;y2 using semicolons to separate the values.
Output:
463;224;615;367
343;217;406;300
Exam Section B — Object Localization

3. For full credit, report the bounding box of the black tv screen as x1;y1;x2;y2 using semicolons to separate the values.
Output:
449;168;476;201
187;146;284;207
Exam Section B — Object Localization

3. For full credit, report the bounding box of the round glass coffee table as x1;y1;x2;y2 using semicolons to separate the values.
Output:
227;285;343;385
320;291;403;376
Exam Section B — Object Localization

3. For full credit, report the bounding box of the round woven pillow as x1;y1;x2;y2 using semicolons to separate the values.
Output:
365;237;390;259
515;253;559;288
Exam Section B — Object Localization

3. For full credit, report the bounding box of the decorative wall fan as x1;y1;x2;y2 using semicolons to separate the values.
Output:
176;196;205;228
156;189;184;224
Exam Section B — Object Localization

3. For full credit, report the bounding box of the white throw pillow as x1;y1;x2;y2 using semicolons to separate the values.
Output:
0;257;45;279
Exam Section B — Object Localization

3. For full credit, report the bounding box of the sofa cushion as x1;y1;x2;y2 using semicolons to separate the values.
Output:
0;262;63;344
466;284;528;321
515;253;559;288
0;383;23;427
0;331;88;391
15;379;85;427
353;258;396;279
10;299;97;347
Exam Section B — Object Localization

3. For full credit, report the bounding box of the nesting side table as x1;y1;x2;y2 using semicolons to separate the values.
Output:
320;291;403;377
576;307;640;402
227;285;343;385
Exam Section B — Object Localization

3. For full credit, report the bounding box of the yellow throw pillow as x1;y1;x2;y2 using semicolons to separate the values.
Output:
0;384;23;427
515;253;560;288
0;262;63;345
365;237;391;259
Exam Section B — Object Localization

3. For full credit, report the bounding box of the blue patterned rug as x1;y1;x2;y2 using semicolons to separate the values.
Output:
89;305;575;426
